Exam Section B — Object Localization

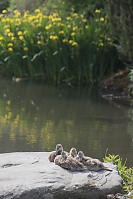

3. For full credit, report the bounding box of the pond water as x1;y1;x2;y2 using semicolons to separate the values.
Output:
0;78;133;167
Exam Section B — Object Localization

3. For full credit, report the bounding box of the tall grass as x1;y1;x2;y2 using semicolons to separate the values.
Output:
0;9;122;85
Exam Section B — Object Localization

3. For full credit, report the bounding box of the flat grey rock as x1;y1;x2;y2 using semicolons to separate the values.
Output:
0;152;123;199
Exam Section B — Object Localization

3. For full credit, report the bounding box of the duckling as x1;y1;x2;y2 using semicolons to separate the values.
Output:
54;151;87;171
77;151;112;172
48;144;63;162
77;151;92;162
54;151;67;165
68;147;77;158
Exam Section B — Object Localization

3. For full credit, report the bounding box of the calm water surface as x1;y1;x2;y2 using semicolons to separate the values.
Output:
0;78;133;166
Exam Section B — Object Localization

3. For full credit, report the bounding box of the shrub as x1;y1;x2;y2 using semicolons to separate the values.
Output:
107;0;133;65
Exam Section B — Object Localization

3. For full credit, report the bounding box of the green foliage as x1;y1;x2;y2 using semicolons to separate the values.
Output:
107;0;133;65
9;0;106;16
0;0;9;12
9;0;45;12
0;9;122;85
104;153;133;194
39;0;107;17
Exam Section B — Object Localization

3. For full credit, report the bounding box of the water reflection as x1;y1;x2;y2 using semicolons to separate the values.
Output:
0;78;133;166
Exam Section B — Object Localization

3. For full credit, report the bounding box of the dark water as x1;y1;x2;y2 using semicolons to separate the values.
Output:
0;78;133;167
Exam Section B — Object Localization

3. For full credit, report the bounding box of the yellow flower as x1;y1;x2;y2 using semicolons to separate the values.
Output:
8;43;13;47
7;100;11;105
95;19;99;22
14;10;21;17
100;17;104;22
37;41;41;44
95;9;101;13
11;36;15;40
49;15;53;20
8;48;13;52
72;13;78;17
80;14;84;18
5;29;10;33
45;25;51;30
24;47;28;51
57;17;61;21
85;25;89;29
7;112;12;119
18;31;23;36
23;11;29;18
71;32;76;37
53;13;58;17
49;35;58;40
72;42;78;46
73;26;77;31
67;25;71;28
2;10;8;14
14;10;18;14
57;23;64;27
52;17;61;22
66;17;71;21
59;30;64;34
99;42;104;47
107;37;111;41
69;40;73;44
35;9;41;13
0;36;3;40
62;39;68;43
82;19;87;23
8;32;14;37
19;36;23;40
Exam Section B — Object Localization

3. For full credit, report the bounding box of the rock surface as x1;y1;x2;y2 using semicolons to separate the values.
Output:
0;152;123;199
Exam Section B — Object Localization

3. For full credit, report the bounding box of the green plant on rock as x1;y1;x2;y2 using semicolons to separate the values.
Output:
104;153;133;194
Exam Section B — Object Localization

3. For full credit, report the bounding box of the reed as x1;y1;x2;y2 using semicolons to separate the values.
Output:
0;9;122;85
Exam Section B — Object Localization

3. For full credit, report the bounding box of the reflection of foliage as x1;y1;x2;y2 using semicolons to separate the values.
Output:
0;98;78;151
104;153;133;194
0;94;106;153
0;80;132;165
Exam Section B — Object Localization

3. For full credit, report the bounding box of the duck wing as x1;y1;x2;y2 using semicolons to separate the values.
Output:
66;157;87;171
48;151;57;162
54;155;62;165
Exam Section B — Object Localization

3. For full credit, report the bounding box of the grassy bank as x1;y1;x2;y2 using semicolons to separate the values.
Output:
0;9;122;85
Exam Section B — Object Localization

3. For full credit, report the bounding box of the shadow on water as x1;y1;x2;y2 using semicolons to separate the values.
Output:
0;77;132;166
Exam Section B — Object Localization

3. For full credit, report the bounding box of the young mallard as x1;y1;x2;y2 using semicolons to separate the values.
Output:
69;147;77;158
54;151;67;165
54;151;87;171
77;151;91;162
77;151;112;172
48;144;63;162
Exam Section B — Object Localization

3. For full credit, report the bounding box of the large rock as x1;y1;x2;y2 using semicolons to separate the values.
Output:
0;152;123;199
